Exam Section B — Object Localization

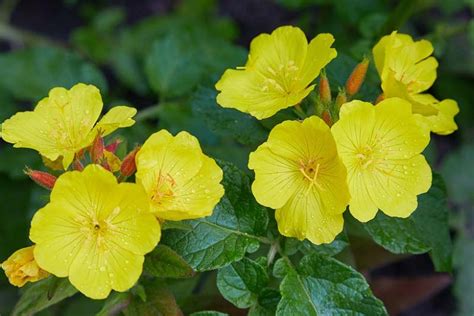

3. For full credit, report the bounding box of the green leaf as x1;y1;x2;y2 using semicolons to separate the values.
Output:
276;254;387;315
124;282;182;316
144;244;195;278
249;288;281;316
441;143;474;204
364;173;453;271
454;234;474;316
273;258;291;279
0;46;107;101
191;87;268;146
190;312;228;316
12;277;77;316
217;257;269;308
300;231;349;256
145;33;204;98
96;292;131;316
162;161;269;271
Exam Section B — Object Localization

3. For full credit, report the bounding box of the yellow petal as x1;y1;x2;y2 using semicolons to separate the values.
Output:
275;189;344;245
103;151;122;172
156;156;224;220
95;106;137;137
427;99;459;135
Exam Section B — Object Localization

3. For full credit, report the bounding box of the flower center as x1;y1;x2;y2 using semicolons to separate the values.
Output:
299;159;323;190
355;145;378;170
261;60;300;94
151;172;176;205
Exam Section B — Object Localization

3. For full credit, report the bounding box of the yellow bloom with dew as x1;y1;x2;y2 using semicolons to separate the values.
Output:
29;164;160;299
373;31;459;135
331;98;432;222
215;25;337;120
248;116;350;244
135;130;224;221
1;246;49;287
1;83;137;169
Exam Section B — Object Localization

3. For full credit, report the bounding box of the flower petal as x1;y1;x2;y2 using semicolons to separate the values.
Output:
95;106;137;137
427;99;459;135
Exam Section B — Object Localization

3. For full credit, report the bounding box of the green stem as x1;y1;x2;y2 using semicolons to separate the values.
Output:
135;104;160;122
0;23;63;47
380;0;434;36
293;104;306;119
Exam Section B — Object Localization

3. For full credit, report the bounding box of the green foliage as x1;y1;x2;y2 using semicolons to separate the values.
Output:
276;254;387;315
163;161;269;271
365;174;453;272
12;277;77;316
144;245;195;279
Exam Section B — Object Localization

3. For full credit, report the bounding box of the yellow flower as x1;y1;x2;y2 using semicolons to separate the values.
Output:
135;130;224;221
373;32;459;135
1;83;137;169
215;25;337;120
1;246;49;287
331;98;432;222
248;116;350;244
29;165;160;299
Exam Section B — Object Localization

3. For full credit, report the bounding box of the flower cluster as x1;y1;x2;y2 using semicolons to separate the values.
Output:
217;26;457;244
0;84;224;299
0;26;459;300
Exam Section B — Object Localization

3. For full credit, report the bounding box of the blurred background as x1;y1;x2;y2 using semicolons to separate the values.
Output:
0;0;472;315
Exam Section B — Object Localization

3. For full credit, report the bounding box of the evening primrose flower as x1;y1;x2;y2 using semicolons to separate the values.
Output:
331;98;432;222
30;165;160;299
1;246;49;287
215;25;337;120
248;116;349;244
373;32;459;135
135;130;224;221
0;83;137;169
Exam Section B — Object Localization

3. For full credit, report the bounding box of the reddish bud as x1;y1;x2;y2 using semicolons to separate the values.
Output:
335;90;347;109
105;139;122;153
25;168;57;190
73;159;84;171
120;147;140;178
375;93;385;104
345;58;369;97
321;110;332;126
90;135;105;163
319;72;331;104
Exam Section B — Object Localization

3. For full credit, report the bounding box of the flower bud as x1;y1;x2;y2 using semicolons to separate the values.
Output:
120;147;140;178
73;159;84;171
25;168;57;190
105;139;122;153
335;90;347;109
1;246;49;287
322;110;332;126
375;93;385;104
90;134;105;163
345;58;369;97
319;71;331;104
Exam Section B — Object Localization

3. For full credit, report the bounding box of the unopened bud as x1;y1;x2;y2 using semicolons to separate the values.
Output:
319;71;331;104
120;147;140;178
105;139;122;153
321;110;332;126
335;90;347;109
73;159;84;171
345;58;369;97
25;168;56;190
375;93;385;104
90;135;104;163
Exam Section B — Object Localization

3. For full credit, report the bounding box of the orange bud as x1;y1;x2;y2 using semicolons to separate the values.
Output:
105;139;122;153
375;93;385;104
321;110;332;126
335;90;347;109
90;135;104;163
24;168;57;190
319;72;331;104
120;147;140;178
345;58;369;97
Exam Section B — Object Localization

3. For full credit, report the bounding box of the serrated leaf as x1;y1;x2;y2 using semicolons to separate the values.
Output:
145;33;204;98
12;277;77;316
301;231;349;256
276;254;387;315
191;87;268;146
365;173;453;271
217;257;269;308
144;244;195;278
272;258;290;279
0;46;107;101
162;161;269;271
